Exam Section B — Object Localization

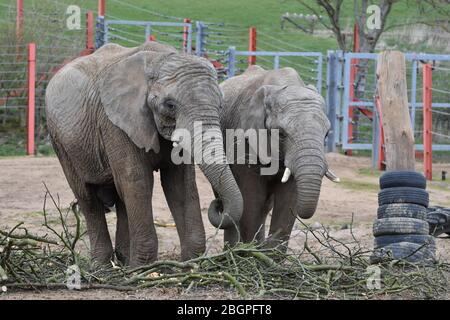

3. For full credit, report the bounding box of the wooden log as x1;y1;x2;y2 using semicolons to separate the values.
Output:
376;51;415;171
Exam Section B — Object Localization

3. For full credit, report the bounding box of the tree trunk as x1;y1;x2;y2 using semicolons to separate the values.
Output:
376;51;415;171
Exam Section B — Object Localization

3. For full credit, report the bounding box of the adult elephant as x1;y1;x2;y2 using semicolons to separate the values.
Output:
215;65;339;248
45;42;243;267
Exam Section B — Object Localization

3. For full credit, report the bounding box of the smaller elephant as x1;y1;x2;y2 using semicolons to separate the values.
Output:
215;65;339;248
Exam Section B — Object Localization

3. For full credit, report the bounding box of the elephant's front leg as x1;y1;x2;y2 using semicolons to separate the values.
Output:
161;164;206;260
107;150;158;267
266;179;297;251
225;167;269;245
115;167;157;267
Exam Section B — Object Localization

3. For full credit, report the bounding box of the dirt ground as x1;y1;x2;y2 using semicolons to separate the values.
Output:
0;153;449;299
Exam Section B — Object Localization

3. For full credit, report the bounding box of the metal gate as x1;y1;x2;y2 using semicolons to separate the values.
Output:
337;52;450;153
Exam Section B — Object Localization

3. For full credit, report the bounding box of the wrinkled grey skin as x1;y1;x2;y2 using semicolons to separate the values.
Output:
45;42;243;267
217;65;330;247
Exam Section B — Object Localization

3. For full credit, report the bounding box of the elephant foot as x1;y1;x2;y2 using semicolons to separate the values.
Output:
90;248;114;268
129;256;157;268
224;227;241;248
263;237;289;254
180;243;206;261
115;247;130;266
129;244;158;267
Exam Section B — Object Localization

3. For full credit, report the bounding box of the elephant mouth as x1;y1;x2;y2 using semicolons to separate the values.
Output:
160;125;175;140
158;114;176;140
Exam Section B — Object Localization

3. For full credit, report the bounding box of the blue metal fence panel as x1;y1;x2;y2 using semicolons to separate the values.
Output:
195;21;206;57
325;50;342;152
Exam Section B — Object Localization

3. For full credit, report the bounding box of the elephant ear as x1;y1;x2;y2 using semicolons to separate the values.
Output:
99;51;165;153
305;84;318;92
241;85;282;163
241;85;286;130
242;85;270;131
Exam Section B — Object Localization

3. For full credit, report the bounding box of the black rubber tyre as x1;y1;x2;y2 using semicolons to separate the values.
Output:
378;187;429;207
373;217;430;236
377;203;427;220
370;242;436;264
374;234;436;249
379;171;426;190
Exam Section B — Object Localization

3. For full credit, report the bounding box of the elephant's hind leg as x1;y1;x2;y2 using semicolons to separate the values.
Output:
77;196;114;265
114;198;130;265
51;140;114;265
95;185;130;264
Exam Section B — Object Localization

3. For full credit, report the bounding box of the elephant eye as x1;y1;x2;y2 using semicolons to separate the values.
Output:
163;99;176;111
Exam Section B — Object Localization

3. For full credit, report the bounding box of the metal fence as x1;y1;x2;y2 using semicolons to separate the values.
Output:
0;0;87;154
226;47;323;91
334;52;450;153
1;1;449;161
97;18;193;53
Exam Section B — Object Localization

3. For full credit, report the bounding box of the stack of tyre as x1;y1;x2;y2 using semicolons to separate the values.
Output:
371;171;436;264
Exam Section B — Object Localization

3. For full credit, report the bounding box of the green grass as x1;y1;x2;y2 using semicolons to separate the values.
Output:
37;144;55;156
339;178;379;193
358;167;382;178
1;0;446;53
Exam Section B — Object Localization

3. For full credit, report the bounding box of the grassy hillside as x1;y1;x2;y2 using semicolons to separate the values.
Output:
1;0;448;53
0;0;449;156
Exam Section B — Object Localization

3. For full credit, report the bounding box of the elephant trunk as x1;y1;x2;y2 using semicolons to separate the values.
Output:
293;166;323;219
186;115;243;229
288;141;325;219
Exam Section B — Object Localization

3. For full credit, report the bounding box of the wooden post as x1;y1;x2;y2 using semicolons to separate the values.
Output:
27;43;36;156
423;63;433;180
98;0;106;17
376;51;415;171
183;18;191;53
16;0;24;41
86;11;95;52
248;27;257;66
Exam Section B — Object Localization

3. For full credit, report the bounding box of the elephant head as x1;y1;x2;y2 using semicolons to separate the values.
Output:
99;48;243;229
242;84;334;219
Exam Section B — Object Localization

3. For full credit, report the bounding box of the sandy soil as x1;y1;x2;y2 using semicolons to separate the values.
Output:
0;153;449;299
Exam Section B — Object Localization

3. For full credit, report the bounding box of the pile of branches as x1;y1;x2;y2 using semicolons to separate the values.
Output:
0;191;449;299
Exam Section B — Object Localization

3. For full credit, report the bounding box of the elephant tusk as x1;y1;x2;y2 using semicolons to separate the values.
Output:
171;135;182;148
325;169;340;183
281;167;291;183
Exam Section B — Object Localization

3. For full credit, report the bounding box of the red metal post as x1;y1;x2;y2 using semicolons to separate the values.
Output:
346;23;360;156
16;0;24;41
86;11;95;52
27;43;36;156
248;27;257;66
375;95;386;170
183;18;191;53
98;0;106;17
423;63;433;180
